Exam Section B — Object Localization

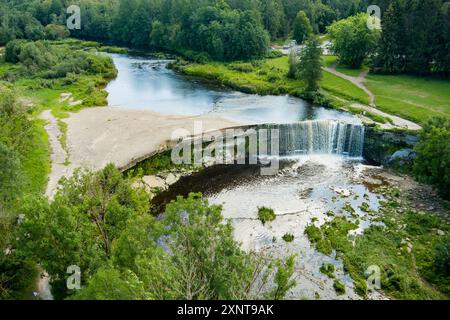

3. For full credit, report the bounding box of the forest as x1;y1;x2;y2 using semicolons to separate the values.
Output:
0;0;448;73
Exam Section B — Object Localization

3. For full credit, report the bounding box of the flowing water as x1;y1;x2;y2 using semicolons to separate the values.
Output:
105;54;360;124
109;53;386;299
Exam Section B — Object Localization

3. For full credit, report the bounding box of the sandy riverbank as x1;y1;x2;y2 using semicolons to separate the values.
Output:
45;106;250;197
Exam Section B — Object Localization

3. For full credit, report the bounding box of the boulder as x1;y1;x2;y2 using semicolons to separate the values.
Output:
388;148;417;164
166;173;180;185
142;175;167;190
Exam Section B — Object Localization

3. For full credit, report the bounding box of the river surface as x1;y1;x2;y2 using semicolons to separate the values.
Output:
106;54;360;124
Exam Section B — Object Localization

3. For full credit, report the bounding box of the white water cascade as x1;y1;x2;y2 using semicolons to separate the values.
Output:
260;120;365;158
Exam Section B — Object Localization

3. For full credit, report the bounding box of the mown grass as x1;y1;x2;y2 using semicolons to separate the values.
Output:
321;71;370;105
365;74;450;125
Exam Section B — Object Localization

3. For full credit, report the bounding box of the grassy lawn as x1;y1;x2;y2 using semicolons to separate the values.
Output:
321;71;370;105
365;74;450;124
322;55;368;77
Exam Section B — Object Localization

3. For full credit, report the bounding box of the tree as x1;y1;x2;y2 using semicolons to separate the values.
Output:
413;117;450;200
16;165;150;299
375;0;448;75
44;24;70;40
327;13;380;68
293;11;312;44
287;47;298;78
260;0;287;39
296;36;323;92
77;193;297;300
0;143;23;209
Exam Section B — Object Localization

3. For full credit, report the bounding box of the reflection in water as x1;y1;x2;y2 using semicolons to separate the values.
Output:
106;54;360;124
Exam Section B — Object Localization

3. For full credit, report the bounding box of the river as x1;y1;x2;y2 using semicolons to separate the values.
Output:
106;53;360;124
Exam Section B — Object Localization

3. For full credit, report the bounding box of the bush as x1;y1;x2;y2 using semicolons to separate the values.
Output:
333;279;346;295
258;207;276;225
228;63;254;73
435;236;450;277
413;117;450;200
320;263;335;278
0;143;23;208
282;233;295;242
44;24;70;41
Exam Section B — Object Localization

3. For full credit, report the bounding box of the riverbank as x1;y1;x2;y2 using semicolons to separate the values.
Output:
44;106;249;196
170;56;446;130
140;154;449;300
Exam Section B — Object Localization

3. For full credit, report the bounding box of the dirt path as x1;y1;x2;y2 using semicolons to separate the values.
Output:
39;110;73;199
324;66;376;106
323;65;421;130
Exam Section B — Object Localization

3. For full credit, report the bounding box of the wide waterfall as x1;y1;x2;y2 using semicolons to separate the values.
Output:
259;120;365;158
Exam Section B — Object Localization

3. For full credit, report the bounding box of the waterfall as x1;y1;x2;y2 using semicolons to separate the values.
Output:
259;120;365;158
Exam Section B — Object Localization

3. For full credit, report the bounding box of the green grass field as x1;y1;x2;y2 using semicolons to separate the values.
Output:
365;74;450;124
322;55;368;77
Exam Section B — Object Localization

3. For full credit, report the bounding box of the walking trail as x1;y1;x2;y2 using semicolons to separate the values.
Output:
323;64;421;130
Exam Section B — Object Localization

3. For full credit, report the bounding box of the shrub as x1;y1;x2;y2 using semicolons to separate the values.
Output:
333;279;346;295
258;207;276;225
228;63;254;73
320;263;335;278
413;117;450;200
282;233;295;242
434;236;450;277
44;24;70;40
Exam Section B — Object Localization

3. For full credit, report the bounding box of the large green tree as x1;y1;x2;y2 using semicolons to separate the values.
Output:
296;36;323;92
327;13;380;68
293;10;312;44
413;117;450;200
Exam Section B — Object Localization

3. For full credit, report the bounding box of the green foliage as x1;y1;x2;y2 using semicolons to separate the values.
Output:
327;13;380;68
295;36;323;92
375;0;450;75
293;11;313;44
282;233;295;242
79;193;296;300
413;117;450;200
16;165;149;299
304;224;332;255
320;263;335;278
434;236;450;277
265;255;297;300
4;40;117;80
0;143;23;208
73;268;148;300
0;87;48;195
44;24;70;41
333;279;346;295
258;206;276;225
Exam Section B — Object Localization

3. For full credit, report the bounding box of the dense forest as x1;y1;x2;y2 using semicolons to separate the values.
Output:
1;0;449;73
